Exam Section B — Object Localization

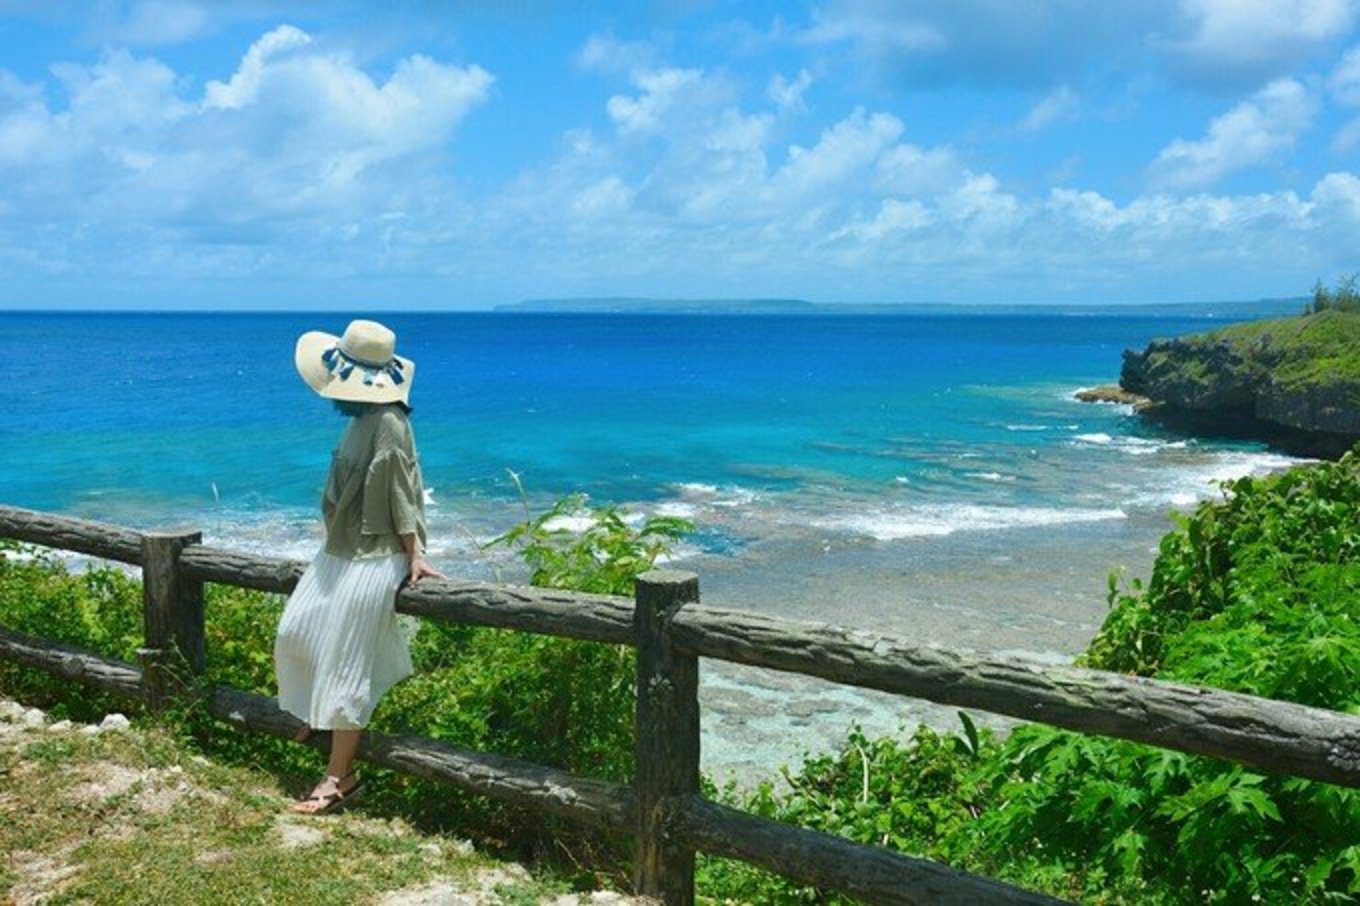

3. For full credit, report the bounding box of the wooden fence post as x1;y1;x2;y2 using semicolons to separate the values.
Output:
137;529;205;712
633;568;701;905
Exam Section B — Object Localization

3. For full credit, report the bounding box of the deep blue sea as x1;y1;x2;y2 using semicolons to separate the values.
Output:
0;310;1307;778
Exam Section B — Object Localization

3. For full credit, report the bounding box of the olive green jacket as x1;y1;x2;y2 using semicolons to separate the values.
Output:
321;403;428;560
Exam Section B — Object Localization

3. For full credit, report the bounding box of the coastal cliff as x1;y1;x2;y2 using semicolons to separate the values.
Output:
1118;309;1360;457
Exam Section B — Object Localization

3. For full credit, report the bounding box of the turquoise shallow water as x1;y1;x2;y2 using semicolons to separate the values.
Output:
0;311;1300;591
0;311;1303;620
0;309;1310;781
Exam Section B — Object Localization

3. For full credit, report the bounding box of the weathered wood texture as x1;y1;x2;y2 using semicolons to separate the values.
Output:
139;531;205;711
142;532;205;669
178;545;304;594
668;795;1068;906
398;578;634;645
207;686;635;829
178;545;637;644
8;513;1360;789
0;628;636;831
632;570;701;905
669;605;1360;788
0;505;144;565
0;625;142;700
10;506;1360;904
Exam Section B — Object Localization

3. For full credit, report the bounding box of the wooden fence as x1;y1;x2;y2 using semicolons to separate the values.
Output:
1;503;1358;905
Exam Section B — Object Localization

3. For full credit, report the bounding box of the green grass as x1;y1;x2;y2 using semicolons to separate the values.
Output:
1185;308;1360;391
0;706;575;905
697;447;1360;904
4;453;1359;903
0;487;681;902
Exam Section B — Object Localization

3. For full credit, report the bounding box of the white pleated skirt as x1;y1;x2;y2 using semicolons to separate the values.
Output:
273;546;418;730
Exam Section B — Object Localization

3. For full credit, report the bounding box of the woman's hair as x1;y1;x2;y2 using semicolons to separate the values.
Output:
332;400;413;417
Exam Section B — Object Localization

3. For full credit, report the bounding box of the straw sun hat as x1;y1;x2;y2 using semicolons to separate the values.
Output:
294;319;415;406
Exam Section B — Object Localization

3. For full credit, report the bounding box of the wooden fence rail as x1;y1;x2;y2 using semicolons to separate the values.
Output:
2;503;1359;904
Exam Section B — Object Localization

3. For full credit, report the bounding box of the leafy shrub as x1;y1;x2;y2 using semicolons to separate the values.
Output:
484;474;695;594
3;448;1357;902
0;488;693;867
696;717;1003;904
699;447;1360;904
0;541;144;722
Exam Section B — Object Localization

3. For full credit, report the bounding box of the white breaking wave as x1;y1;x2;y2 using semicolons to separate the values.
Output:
541;514;597;532
1005;423;1077;432
612;482;769;532
670;481;760;507
810;503;1127;541
674;481;719;494
1131;450;1309;508
196;504;494;565
199;508;326;562
1072;433;1188;455
654;540;704;564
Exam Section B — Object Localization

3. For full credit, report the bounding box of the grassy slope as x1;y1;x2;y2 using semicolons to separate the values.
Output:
0;699;627;905
1155;309;1360;391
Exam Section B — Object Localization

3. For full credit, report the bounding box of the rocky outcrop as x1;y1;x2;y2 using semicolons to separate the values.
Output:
1117;311;1360;458
1073;384;1154;409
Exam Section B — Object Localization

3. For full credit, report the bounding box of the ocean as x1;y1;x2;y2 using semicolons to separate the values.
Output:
0;310;1307;783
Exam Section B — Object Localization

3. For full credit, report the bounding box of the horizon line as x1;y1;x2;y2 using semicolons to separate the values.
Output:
0;297;1310;315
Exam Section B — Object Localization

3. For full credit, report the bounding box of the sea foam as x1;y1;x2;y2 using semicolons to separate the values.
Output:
810;503;1127;541
1130;450;1309;507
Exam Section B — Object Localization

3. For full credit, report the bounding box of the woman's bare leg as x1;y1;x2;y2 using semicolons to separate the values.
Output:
327;728;362;779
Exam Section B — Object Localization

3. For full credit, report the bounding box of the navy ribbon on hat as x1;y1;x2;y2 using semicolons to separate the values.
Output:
322;345;405;385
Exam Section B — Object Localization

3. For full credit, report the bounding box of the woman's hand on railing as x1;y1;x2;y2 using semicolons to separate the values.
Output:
408;555;446;585
400;532;446;585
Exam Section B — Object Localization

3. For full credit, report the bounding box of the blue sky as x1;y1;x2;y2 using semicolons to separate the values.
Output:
1;0;1359;309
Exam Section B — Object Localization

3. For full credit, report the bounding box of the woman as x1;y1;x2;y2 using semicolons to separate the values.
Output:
275;318;445;815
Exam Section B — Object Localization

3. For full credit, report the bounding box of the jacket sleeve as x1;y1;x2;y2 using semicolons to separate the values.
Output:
361;446;423;538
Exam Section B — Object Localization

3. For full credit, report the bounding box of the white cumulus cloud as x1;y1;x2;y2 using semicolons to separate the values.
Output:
1149;78;1316;190
0;25;493;278
575;33;658;76
1171;0;1355;85
768;69;814;112
1332;45;1360;102
203;24;312;110
1329;45;1360;150
2;15;1359;307
607;68;715;136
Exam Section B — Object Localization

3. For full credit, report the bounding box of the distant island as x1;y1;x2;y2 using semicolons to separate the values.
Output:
494;296;1308;317
497;297;820;314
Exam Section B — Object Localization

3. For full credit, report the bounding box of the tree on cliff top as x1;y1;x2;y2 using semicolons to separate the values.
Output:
1311;274;1359;313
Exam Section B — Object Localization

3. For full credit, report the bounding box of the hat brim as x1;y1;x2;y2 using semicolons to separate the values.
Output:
295;330;415;405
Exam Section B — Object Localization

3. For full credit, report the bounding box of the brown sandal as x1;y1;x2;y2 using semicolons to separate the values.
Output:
292;770;362;815
293;724;315;743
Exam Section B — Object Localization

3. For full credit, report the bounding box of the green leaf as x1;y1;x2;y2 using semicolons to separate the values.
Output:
957;710;980;760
